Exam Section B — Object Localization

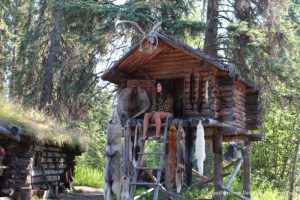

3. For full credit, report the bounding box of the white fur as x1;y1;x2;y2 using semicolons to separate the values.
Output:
104;109;122;200
133;122;143;167
195;120;206;175
121;176;130;200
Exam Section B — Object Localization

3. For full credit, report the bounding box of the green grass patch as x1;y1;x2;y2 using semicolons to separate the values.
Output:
74;166;105;189
0;97;89;149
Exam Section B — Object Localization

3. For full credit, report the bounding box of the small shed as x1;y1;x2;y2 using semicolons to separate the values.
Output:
102;32;262;200
0;101;84;200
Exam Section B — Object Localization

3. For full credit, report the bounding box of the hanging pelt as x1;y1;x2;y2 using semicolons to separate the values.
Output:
205;80;209;104
190;73;195;110
105;110;122;200
120;176;129;200
133;122;143;168
197;73;202;112
167;123;177;190
185;121;194;186
195;120;206;175
175;121;185;193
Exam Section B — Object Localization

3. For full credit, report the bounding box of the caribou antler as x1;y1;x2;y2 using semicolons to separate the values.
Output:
115;19;162;54
115;20;146;35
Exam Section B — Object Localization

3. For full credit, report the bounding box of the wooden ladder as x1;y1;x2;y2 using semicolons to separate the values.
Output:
129;121;169;200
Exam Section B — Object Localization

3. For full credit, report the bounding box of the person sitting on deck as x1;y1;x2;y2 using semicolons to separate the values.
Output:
143;81;174;140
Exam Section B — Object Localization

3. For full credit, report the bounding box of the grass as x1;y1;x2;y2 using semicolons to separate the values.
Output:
0;97;89;149
74;165;105;189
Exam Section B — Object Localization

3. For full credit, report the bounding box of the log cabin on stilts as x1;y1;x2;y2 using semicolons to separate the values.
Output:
102;32;261;200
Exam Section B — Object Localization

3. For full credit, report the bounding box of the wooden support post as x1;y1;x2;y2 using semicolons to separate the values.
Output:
213;134;223;200
243;141;251;198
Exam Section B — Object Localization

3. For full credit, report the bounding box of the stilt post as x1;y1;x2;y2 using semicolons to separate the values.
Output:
213;134;223;200
243;141;251;198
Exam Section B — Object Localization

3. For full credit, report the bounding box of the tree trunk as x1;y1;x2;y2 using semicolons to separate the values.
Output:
39;0;64;110
8;0;20;99
203;0;219;57
288;136;300;200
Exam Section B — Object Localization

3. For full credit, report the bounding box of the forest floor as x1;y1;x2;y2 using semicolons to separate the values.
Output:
58;186;104;200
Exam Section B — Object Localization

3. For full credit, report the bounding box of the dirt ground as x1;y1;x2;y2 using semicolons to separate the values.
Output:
58;186;104;200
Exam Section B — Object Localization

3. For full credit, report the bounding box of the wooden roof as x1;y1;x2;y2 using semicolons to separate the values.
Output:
102;32;258;91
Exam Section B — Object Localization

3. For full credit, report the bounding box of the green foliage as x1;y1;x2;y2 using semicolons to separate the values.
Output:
74;165;105;189
252;100;299;189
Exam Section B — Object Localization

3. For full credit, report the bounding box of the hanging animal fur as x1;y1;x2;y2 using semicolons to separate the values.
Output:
205;80;209;104
195;120;206;175
133;122;143;168
197;73;202;112
175;121;185;193
190;73;195;110
167;124;177;190
104;110;122;200
121;176;129;200
185;121;194;186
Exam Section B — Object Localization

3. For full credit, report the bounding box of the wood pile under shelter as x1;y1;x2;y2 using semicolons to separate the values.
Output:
0;104;83;200
102;32;262;200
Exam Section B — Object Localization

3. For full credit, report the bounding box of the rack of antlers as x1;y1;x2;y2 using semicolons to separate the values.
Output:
115;19;162;54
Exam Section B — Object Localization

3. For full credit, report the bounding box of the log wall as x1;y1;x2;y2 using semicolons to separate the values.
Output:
0;140;76;199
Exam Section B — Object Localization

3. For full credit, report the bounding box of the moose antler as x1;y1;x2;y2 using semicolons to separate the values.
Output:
115;19;162;54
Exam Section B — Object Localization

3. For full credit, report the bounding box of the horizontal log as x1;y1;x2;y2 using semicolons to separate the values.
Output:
0;125;21;142
42;152;66;158
218;85;234;92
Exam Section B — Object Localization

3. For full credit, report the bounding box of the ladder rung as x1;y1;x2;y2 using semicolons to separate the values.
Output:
138;152;164;155
130;182;159;186
136;166;161;170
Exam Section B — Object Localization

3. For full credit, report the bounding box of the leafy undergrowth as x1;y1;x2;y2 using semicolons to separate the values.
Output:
74;166;105;189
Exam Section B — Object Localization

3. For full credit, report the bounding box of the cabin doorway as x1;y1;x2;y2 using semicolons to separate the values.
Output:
165;78;184;117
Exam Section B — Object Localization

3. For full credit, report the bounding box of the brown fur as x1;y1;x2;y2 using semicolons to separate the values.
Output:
167;123;177;189
176;121;185;193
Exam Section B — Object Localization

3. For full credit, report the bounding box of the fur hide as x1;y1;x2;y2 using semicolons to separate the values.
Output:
197;73;202;112
104;110;122;200
167;124;177;190
195;120;206;175
185;122;194;186
190;73;195;110
117;86;150;120
133;122;143;168
121;176;130;200
175;121;185;193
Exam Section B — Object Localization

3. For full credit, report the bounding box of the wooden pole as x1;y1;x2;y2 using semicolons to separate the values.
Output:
213;134;223;200
243;141;251;198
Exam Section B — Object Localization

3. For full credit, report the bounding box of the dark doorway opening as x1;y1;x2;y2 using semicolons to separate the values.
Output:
165;78;184;117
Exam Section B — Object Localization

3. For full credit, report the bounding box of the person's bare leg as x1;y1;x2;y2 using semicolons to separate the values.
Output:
143;112;153;139
154;112;169;137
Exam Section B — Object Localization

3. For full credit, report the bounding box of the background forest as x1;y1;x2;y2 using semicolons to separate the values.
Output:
0;0;299;199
